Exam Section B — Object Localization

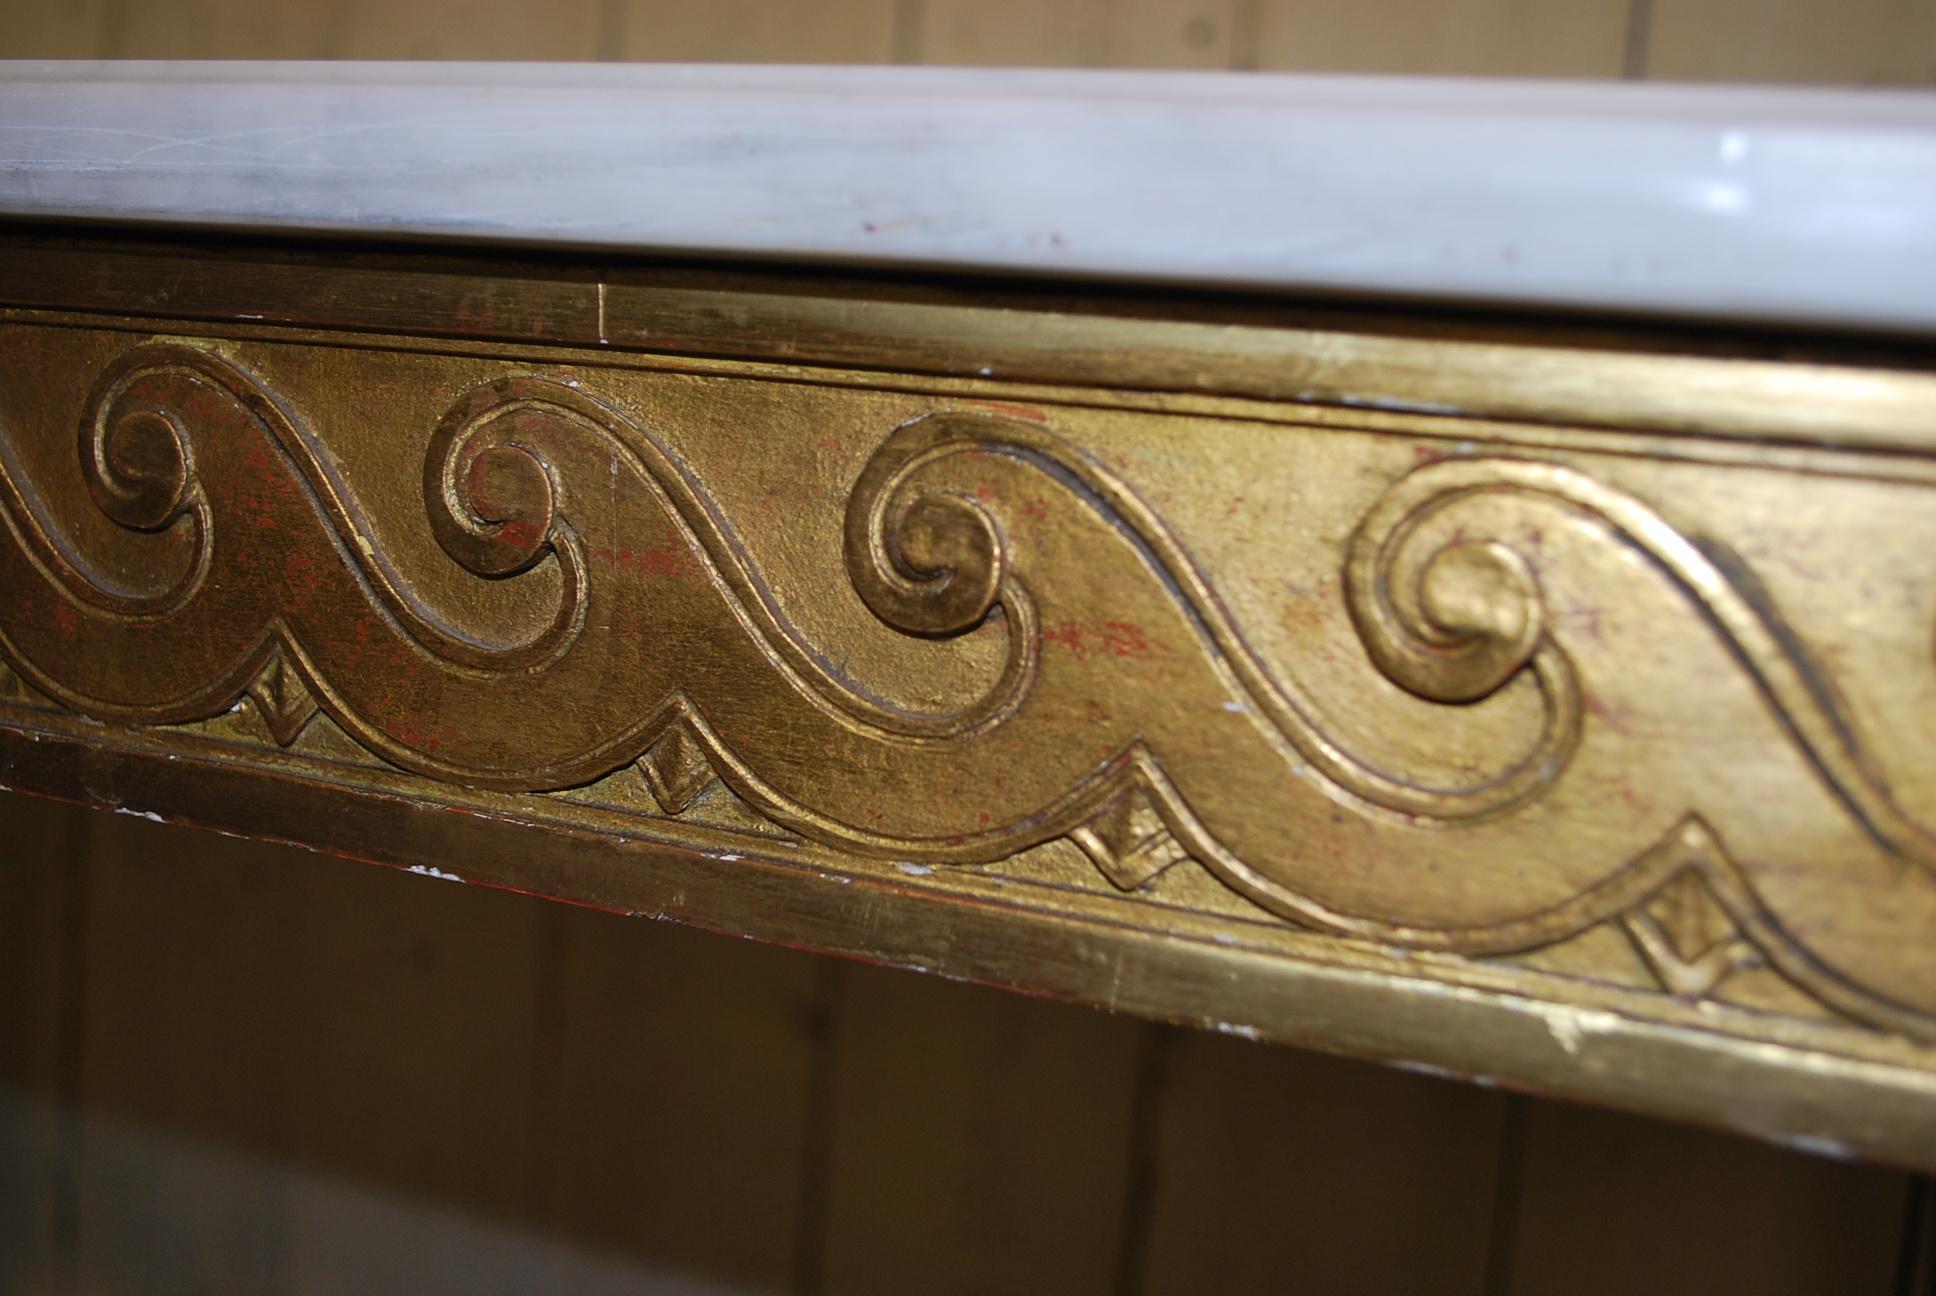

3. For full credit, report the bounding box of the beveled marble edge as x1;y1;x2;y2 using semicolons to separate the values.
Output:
2;61;1934;332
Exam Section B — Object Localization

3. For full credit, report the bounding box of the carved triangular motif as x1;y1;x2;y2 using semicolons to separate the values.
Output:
245;648;320;747
1070;785;1191;891
1622;868;1756;1000
637;722;719;815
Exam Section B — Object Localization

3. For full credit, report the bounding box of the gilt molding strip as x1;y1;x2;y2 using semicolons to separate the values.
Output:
6;290;1936;1157
4;232;1936;452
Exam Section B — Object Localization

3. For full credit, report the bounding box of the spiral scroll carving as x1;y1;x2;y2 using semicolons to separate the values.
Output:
4;340;1936;1040
847;412;1580;821
1347;457;1936;870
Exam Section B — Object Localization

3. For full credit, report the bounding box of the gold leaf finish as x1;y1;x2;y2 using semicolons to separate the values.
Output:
5;247;1936;1159
243;646;320;747
637;717;720;816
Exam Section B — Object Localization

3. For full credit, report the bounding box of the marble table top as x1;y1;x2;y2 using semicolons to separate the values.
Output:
1;61;1933;332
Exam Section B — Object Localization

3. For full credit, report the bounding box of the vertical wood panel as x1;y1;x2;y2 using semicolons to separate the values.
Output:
18;0;1936;82
916;0;1111;66
0;0;115;56
1501;1101;1912;1296
1135;1035;1510;1295
0;795;89;1295
334;0;603;60
71;816;303;1293
1102;0;1244;68
69;814;551;1292
275;858;554;1244
104;0;345;58
535;909;827;1289
610;0;898;62
1645;0;1936;84
1252;0;1631;76
817;964;1144;1295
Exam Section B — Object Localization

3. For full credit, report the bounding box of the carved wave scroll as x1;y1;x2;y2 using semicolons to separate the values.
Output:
4;340;1936;1038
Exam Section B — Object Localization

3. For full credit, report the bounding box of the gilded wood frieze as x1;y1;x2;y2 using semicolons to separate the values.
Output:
5;300;1936;1155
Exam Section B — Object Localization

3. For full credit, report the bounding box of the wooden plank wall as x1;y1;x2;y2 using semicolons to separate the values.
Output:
0;796;1924;1294
5;0;1936;81
3;4;1934;1291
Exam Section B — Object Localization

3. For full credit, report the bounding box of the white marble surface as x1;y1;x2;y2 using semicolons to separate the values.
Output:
1;61;1934;331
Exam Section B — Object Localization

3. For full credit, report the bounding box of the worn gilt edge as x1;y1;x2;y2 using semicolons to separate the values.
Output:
3;706;1934;1168
7;309;1936;493
3;236;1936;453
3;694;1916;1071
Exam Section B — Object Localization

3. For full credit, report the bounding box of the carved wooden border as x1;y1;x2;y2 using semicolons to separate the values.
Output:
5;237;1936;1161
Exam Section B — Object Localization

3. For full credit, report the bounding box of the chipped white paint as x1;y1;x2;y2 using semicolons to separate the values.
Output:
2;62;1934;331
404;863;463;883
1523;1001;1625;1057
1391;1059;1463;1082
1780;1133;1856;1161
113;807;167;823
1333;393;1466;417
894;862;936;877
